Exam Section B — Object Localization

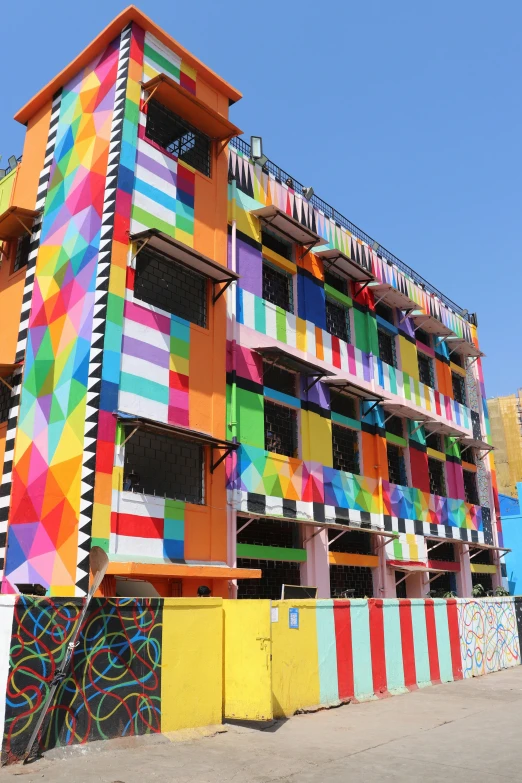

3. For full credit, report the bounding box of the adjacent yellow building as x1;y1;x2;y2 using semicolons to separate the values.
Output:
488;390;522;497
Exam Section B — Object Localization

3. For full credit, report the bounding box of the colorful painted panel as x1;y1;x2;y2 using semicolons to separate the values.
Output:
110;492;185;562
458;598;519;678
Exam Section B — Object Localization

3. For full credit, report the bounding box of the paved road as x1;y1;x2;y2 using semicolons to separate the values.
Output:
3;667;522;782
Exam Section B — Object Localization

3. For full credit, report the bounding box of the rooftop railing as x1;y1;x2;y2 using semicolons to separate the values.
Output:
230;136;474;324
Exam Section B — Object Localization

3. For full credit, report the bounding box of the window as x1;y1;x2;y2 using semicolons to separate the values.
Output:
326;298;350;343
378;327;396;367
375;301;394;323
463;470;479;505
145;99;211;177
330;390;357;420
324;270;348;296
428;457;446;496
415;327;431;347
262;361;296;396
425;430;442;452
135;248;207;327
387;443;408;485
123;430;204;504
264;400;298;457
451;352;464;368
332;424;360;474
12;234;31;273
418;352;435;388
261;229;292;260
0;377;12;423
385;415;404;438
452;372;467;405
262;261;293;312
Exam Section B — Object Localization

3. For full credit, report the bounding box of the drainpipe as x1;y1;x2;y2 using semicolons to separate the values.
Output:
227;176;238;597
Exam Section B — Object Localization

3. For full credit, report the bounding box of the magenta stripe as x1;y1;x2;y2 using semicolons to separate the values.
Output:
122;335;169;368
124;300;171;334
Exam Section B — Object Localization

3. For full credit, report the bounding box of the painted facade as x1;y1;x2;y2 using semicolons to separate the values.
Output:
500;484;522;595
488;390;522;498
0;7;500;599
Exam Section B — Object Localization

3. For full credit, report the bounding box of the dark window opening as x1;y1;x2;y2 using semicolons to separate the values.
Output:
470;548;492;565
375;301;394;324
262;261;293;312
418;352;435;388
385;415;404;438
471;571;493;593
264;400;298;457
13;234;31;273
330;390;357;420
452;372;467;405
463;470;479;505
426;541;456;562
425;430;443;452
378;327;396;367
123;430;204;504
135;248;207;327
237;558;301;600
428;571;455;596
332;423;360;474
261;229;292;260
262;361;296;396
460;446;475;464
415;327;431;347
0;377;12;423
428;456;446;497
330;565;374;598
387;443;408;486
238;517;301;548
324;270;348;296
328;528;372;554
451;352;464;368
326;298;350;343
145;99;211;176
395;571;407;598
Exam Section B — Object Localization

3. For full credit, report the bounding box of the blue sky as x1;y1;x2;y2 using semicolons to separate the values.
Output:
2;0;520;397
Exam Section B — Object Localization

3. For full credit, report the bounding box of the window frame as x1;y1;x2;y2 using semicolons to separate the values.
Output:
331;421;361;475
325;296;351;344
387;442;408;486
463;469;479;505
428;455;446;497
262;258;294;314
417;350;435;389
145;98;212;178
452;371;467;406
377;326;397;368
264;398;299;458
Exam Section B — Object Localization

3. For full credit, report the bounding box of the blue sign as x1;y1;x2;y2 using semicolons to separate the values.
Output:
289;607;299;629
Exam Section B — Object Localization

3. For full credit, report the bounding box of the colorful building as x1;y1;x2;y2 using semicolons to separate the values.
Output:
0;6;504;599
488;390;522;498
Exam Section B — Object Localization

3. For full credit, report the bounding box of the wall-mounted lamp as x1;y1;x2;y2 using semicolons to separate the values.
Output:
250;136;268;168
302;186;314;201
372;241;380;252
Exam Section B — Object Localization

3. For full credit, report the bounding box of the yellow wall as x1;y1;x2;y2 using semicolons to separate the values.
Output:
161;598;223;731
488;392;522;497
301;410;332;466
398;336;418;379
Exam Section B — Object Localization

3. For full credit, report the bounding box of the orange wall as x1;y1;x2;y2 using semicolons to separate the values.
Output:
0;422;6;484
12;102;52;210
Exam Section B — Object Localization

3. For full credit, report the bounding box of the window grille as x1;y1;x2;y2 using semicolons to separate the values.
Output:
262;261;293;312
264;400;298;457
387;443;407;486
332;424;360;474
328;528;372;554
415;328;431;347
0;378;12;423
375;301;394;323
418;352;435;388
451;352;464;368
134;248;207;327
326;298;350;343
261;229;292;260
463;470;479;505
330;390;356;420
123;430;204;504
145;99;211;177
428;457;446;497
262;361;296;396
378;328;396;367
13;234;31;273
427;541;456;562
324;270;348;296
385;415;404;438
452;372;467;405
425;431;442;452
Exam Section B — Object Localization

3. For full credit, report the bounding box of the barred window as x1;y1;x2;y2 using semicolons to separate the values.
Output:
330;390;357;420
324;270;348;296
451;352;464;368
264;400;298;457
13;234;31;273
385;415;404;438
375;301;394;323
425;430;442;452
418;352;435;388
463;470;479;505
332;423;360;474
145;99;211;177
123;430;204;504
261;229;292;260
428;457;446;497
134;248;207;327
415;328;431;347
263;361;296;396
326;298;350;343
387;443;408;486
0;377;12;423
262;261;293;312
452;372;467;405
378;327;396;367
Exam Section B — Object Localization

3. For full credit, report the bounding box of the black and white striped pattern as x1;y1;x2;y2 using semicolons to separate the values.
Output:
0;90;63;582
75;24;133;595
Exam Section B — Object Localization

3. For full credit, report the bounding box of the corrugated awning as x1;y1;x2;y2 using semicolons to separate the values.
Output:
411;311;454;337
459;436;494;452
446;336;484;359
381;402;434;422
314;247;373;283
369;281;418;311
251;204;326;247
424;421;466;438
255;346;335;379
391;563;451;575
324;377;385;402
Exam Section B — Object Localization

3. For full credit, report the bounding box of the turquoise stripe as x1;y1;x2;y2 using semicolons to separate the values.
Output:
264;388;301;408
254;296;266;333
433;600;453;682
120;372;168;404
316;600;339;706
350;600;374;699
383;599;406;693
135;178;178;212
410;600;431;686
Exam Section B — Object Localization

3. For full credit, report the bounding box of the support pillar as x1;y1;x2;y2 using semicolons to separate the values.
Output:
456;544;473;597
301;526;330;598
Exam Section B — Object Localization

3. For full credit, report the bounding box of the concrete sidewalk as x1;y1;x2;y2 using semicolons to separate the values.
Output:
3;667;522;782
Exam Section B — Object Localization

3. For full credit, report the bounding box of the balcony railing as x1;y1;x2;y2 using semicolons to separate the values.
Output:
0;155;22;181
230;137;475;324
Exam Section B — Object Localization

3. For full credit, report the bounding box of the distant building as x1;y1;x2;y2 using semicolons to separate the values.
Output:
488;390;522;497
500;485;522;594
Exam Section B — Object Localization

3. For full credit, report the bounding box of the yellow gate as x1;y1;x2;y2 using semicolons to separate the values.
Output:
223;600;272;721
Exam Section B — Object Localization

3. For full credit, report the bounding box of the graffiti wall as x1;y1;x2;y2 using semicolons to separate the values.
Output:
458;598;520;678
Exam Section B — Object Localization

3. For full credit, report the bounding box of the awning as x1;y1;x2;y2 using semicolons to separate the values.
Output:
424;421;466;438
116;412;238;473
369;281;418;311
141;73;242;142
0;361;22;379
237;511;398;542
130;228;238;303
255;346;335;380
468;542;511;554
0;206;39;241
411;311;454;337
391;563;451;575
251;204;326;247
314;247;373;283
324;377;385;402
445;336;484;359
381;402;434;422
458;436;494;452
107;561;261;580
